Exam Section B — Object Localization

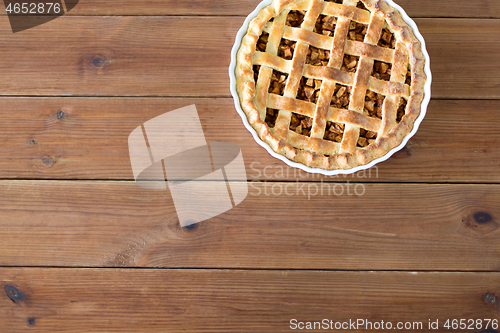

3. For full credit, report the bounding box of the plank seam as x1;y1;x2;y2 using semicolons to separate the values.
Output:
1;179;500;185
0;266;499;272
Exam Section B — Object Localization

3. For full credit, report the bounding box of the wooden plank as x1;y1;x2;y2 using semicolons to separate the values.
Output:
1;269;499;332
0;16;235;97
0;180;499;270
419;19;500;100
0;98;498;183
1;0;498;18
0;17;498;99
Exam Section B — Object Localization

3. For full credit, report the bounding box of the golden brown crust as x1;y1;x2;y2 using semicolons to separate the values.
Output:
235;0;427;170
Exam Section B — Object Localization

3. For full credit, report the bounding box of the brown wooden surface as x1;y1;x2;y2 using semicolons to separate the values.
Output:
1;269;499;332
0;180;499;270
0;18;498;99
0;98;498;183
1;1;500;331
1;0;499;18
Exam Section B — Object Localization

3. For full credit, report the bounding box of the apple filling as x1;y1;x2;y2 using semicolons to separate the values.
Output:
356;1;368;10
341;54;359;73
364;90;385;119
297;77;322;103
378;28;396;49
396;98;407;123
348;21;367;42
256;32;269;52
286;10;305;27
306;46;331;66
314;14;337;36
406;67;412;86
357;129;378;147
277;39;296;60
331;84;351;109
290;113;313;137
324;121;344;143
372;60;392;81
268;70;288;96
266;109;279;128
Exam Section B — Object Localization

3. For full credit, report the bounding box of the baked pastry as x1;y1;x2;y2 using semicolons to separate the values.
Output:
234;0;427;170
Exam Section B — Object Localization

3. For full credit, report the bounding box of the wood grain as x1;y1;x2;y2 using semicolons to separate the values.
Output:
0;17;498;99
1;0;497;18
1;269;499;332
0;98;498;183
0;1;497;330
0;180;499;270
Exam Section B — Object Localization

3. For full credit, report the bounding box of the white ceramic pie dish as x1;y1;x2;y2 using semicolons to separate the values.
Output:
229;0;432;176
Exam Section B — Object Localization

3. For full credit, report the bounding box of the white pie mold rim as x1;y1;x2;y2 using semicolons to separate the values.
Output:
229;0;432;176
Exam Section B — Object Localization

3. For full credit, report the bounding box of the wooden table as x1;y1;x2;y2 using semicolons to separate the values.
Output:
1;0;499;332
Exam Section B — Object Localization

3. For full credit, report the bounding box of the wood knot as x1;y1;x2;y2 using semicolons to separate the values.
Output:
27;317;36;326
393;146;411;158
484;292;497;305
57;110;65;119
474;212;492;225
4;285;23;303
92;55;107;67
42;157;54;166
457;209;499;237
30;140;36;145
181;222;198;232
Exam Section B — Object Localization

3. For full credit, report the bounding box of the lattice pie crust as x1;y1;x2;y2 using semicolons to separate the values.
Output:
235;0;426;170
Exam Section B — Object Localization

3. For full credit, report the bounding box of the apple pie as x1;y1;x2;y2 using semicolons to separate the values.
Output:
234;0;427;170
